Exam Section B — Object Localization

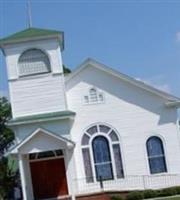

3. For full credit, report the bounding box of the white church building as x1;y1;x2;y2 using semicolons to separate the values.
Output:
1;27;180;200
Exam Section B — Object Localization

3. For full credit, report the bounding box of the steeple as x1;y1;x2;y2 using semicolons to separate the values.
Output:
0;27;66;118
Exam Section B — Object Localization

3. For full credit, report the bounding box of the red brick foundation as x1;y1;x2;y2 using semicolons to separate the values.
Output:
75;191;129;200
76;192;111;200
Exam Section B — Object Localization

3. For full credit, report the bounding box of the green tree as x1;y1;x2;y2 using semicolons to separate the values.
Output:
63;64;71;74
0;97;16;199
0;97;14;157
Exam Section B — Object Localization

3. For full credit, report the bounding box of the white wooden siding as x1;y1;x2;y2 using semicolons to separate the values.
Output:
9;74;66;118
66;65;180;182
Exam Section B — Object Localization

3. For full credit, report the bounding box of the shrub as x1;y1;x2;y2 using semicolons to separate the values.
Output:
111;196;124;200
143;189;158;199
157;187;177;197
174;186;180;194
126;191;144;200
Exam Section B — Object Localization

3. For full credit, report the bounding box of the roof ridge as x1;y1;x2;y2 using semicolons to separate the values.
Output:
66;58;180;102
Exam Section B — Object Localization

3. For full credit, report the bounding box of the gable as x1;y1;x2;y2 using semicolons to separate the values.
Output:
66;58;180;107
66;64;168;109
66;64;177;132
9;128;74;155
19;131;66;154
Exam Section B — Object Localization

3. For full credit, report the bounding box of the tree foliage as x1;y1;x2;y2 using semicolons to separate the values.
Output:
0;97;16;199
63;64;71;74
0;97;14;157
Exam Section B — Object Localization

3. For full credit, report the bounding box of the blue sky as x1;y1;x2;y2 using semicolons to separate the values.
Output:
0;0;180;98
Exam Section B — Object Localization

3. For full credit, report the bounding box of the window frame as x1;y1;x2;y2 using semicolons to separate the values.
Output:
29;149;64;163
81;123;124;183
146;136;167;175
18;48;51;77
83;87;105;105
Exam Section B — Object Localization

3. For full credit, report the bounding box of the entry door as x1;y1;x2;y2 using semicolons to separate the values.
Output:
30;158;68;199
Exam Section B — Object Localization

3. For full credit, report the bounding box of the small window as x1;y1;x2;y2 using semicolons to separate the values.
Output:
84;96;89;104
82;134;90;145
99;125;111;133
37;151;55;159
89;88;98;102
99;93;104;102
55;149;63;156
109;130;119;141
84;88;104;104
29;149;63;160
146;136;167;174
86;125;98;135
18;49;51;76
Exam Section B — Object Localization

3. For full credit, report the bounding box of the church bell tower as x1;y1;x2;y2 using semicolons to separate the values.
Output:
0;28;67;118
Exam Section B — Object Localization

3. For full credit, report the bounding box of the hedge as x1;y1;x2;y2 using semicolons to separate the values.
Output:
111;186;180;200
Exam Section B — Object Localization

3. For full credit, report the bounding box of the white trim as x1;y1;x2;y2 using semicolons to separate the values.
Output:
66;58;180;102
29;156;64;163
9;128;75;154
1;34;63;49
165;101;180;108
29;155;64;163
8;114;75;126
19;154;28;200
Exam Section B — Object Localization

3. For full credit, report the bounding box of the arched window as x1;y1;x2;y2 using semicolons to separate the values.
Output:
146;136;167;174
81;124;124;183
18;49;51;76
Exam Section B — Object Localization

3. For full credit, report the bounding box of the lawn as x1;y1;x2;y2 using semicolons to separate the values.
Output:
157;197;180;200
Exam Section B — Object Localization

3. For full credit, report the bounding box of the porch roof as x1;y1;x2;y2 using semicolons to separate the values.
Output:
8;110;76;126
8;128;75;155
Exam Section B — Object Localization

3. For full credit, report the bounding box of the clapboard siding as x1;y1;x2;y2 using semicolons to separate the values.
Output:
9;74;66;118
66;65;180;182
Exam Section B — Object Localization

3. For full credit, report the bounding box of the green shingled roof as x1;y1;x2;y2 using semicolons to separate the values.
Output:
8;110;75;126
0;27;64;49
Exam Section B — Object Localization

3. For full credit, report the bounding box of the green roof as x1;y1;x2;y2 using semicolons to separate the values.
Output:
0;27;64;49
8;110;75;126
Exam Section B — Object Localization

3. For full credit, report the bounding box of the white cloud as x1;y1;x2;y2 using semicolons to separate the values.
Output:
176;32;180;42
136;75;171;93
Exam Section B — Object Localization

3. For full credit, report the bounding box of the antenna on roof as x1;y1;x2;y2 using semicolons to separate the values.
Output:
27;0;32;28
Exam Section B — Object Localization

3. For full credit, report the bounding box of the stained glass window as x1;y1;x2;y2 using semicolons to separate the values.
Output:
86;126;98;135
81;134;90;145
92;136;113;180
82;148;94;183
99;125;111;133
147;136;167;174
113;144;124;178
81;124;124;183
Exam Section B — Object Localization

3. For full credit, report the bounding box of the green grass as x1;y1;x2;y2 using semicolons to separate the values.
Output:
157;197;180;200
